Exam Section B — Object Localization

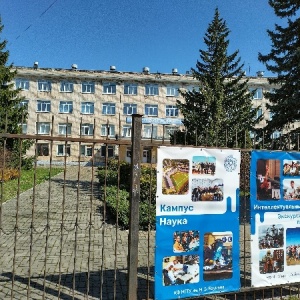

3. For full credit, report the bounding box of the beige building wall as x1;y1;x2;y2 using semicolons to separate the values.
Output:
14;66;276;164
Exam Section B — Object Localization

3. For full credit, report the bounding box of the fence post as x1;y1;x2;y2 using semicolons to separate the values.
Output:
127;114;142;300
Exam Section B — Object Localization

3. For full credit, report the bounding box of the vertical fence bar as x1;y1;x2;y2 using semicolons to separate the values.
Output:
127;114;142;300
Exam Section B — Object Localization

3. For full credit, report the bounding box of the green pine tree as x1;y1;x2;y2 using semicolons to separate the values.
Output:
174;8;260;148
258;0;300;149
0;17;32;169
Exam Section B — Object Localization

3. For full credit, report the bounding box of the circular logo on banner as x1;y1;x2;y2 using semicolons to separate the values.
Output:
224;155;237;172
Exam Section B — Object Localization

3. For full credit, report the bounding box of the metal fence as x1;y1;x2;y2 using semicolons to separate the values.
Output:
0;116;300;300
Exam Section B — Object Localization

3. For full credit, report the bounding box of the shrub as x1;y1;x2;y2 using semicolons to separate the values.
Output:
98;160;157;230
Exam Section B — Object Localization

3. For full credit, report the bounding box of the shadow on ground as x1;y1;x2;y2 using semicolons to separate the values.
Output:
1;267;154;300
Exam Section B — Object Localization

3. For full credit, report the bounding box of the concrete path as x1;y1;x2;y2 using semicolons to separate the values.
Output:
0;166;155;300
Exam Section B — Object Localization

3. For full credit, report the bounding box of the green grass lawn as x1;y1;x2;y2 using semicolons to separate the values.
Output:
0;168;63;203
171;172;189;192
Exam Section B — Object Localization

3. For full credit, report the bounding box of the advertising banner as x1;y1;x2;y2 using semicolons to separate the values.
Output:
155;147;241;300
250;151;300;287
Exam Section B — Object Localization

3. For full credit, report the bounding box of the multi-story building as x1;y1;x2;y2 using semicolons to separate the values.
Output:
14;64;275;164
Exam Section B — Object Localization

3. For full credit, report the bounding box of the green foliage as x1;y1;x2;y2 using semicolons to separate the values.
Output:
175;8;260;148
98;159;157;229
258;1;300;143
0;18;33;168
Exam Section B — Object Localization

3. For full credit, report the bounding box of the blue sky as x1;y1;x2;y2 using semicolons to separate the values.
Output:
0;0;287;76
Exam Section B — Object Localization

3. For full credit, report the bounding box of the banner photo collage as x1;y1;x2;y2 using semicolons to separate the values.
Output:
155;147;241;300
250;151;300;287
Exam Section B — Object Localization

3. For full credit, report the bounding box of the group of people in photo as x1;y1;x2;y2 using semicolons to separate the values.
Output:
163;255;199;286
192;185;223;201
283;161;300;176
203;239;232;271
259;225;284;249
286;244;300;263
192;161;216;175
173;230;200;253
259;249;284;274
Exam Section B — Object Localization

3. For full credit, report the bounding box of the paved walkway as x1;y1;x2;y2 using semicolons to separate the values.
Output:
0;167;155;300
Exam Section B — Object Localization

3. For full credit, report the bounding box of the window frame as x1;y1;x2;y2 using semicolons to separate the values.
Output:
166;85;179;97
57;144;71;156
101;124;115;137
80;145;93;157
81;102;95;114
15;78;29;90
143;125;158;139
250;87;263;100
122;125;132;138
164;125;178;139
145;84;159;96
59;101;73;114
58;123;72;135
103;82;116;95
123;103;137;115
36;122;51;135
60;81;74;93
37;143;50;156
102;102;116;115
124;83;138;95
81;81;95;94
100;145;114;157
19;99;29;109
144;104;158;116
80;123;94;136
165;105;179;117
38;80;51;92
36;100;51;113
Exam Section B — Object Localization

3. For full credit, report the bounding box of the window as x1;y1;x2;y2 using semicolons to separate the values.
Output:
82;82;95;93
126;147;131;158
145;84;159;96
57;144;71;156
164;126;177;139
102;103;116;115
271;131;281;139
80;145;93;156
101;145;114;157
81;123;94;136
38;80;51;92
37;100;51;112
186;85;199;92
36;122;50;134
256;108;263;118
19;123;27;134
81;102;94;114
123;103;137;115
143;125;157;139
58;123;72;135
101;124;115;137
59;101;73;113
15;78;29;90
269;112;274;120
124;83;137;95
19;99;29;109
37;143;49;156
145;104;158;116
103;82;116;94
166;85;179;97
250;88;263;99
60;81;73;92
166;105;178;117
122;125;132;137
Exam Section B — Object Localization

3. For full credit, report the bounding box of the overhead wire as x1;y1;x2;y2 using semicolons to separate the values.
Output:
10;0;59;44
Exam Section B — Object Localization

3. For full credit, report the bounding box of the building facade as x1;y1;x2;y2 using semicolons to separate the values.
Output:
14;65;275;164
